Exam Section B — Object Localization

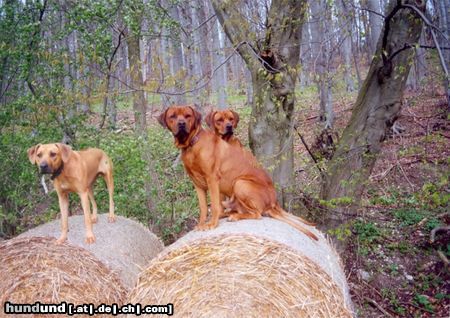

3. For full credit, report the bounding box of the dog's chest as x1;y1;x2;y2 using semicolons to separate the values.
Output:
182;152;208;189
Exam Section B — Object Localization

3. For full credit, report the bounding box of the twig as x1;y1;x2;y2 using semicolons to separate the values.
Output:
417;212;449;228
430;225;450;243
363;297;395;318
293;125;324;178
392;149;415;189
370;164;396;181
430;225;450;268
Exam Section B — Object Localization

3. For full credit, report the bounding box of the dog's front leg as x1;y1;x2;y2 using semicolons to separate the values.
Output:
56;190;69;244
194;185;209;230
79;192;96;244
204;178;222;230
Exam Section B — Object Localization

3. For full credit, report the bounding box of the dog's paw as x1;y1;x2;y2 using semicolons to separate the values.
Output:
55;236;67;245
108;215;116;223
227;214;240;222
91;216;98;224
85;234;96;244
195;222;217;231
194;223;207;231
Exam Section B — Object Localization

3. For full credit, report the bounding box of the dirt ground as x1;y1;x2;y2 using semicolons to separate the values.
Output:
294;88;449;317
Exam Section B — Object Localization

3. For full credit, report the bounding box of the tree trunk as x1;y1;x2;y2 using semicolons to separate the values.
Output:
310;0;334;128
127;33;147;134
437;0;450;110
299;19;311;88
212;20;228;109
169;6;186;105
320;0;425;226
337;0;355;92
212;0;308;206
367;0;383;56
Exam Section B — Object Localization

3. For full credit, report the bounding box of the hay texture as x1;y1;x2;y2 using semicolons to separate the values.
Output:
0;236;126;317
128;218;354;317
20;214;163;288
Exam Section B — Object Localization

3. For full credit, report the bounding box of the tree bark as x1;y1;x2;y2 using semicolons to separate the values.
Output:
320;0;425;225
212;20;228;109
337;0;355;92
367;0;383;56
437;0;450;110
310;0;334;128
127;33;147;134
212;0;307;206
169;6;186;104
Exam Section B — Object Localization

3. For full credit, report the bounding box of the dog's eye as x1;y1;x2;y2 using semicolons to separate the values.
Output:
185;114;192;119
37;153;42;158
169;114;176;119
218;118;224;122
50;152;56;158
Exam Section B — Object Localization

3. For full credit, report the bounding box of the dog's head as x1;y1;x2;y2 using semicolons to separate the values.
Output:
27;143;72;174
205;109;240;139
158;105;202;148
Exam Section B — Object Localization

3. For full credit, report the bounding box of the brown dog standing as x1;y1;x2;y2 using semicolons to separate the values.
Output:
27;143;115;244
159;106;317;240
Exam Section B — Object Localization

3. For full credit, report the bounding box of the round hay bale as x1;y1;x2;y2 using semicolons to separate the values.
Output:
0;236;126;317
19;214;164;289
128;218;354;317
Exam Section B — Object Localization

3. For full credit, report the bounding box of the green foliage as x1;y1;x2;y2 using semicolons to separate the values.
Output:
413;294;434;313
381;288;407;315
327;222;352;241
418;181;449;208
319;196;353;209
393;208;427;226
353;220;381;244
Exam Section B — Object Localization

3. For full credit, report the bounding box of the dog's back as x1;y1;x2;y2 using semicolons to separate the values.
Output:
77;148;112;183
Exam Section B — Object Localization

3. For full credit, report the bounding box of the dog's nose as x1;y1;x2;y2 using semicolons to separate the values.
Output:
226;123;233;131
178;121;186;128
39;162;49;173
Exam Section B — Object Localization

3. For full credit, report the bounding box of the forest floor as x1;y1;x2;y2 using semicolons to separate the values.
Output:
293;88;450;317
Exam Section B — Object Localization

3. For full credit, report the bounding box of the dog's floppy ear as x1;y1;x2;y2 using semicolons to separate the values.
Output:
157;108;168;128
56;143;72;163
231;110;240;128
27;144;41;164
205;110;217;128
189;106;202;128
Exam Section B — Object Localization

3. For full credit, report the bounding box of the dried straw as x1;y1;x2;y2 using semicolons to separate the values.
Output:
19;214;164;289
0;236;127;317
128;234;353;318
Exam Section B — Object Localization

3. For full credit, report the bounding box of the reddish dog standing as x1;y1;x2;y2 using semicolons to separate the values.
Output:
158;106;317;239
27;143;115;244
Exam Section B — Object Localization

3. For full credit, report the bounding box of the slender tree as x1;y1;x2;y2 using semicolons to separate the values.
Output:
124;0;147;134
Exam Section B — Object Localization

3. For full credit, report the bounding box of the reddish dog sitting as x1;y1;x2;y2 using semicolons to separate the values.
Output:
205;109;242;147
28;143;115;244
206;109;259;168
158;105;317;240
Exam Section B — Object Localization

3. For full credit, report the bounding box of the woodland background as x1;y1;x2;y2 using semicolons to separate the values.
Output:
0;0;449;316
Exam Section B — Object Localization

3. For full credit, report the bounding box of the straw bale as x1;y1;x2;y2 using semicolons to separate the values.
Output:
20;214;164;288
128;218;354;317
0;236;126;317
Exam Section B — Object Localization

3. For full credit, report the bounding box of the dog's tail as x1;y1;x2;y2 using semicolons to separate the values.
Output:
268;206;318;241
280;209;316;226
